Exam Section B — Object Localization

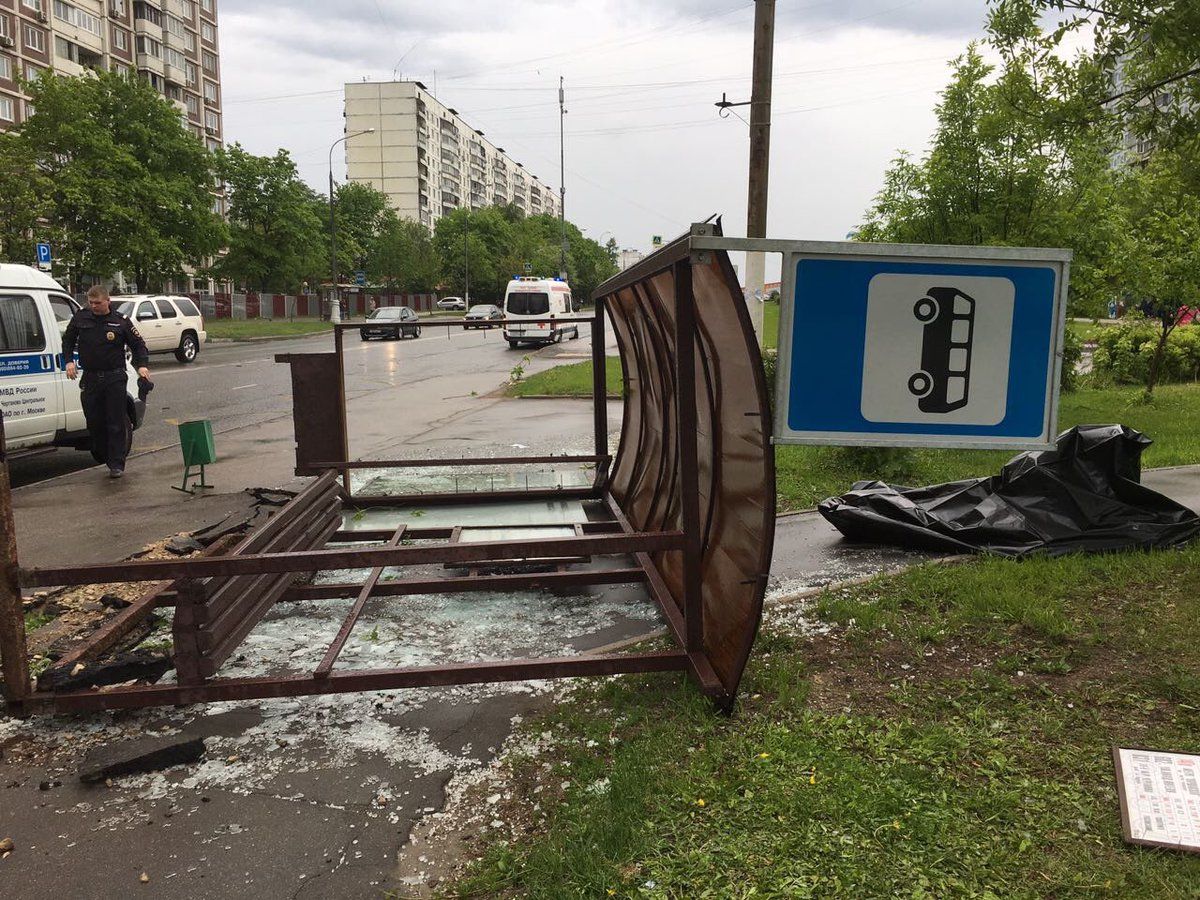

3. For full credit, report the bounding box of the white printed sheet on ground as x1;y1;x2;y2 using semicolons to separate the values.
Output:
1113;747;1200;852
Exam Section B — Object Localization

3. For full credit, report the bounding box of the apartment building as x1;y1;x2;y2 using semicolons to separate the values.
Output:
344;80;560;232
0;0;223;164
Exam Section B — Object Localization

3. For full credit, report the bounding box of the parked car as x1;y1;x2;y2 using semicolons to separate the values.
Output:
436;296;467;311
113;295;207;363
360;306;422;340
463;304;503;329
0;264;145;457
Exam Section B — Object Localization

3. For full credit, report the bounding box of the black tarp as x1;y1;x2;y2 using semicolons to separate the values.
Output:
818;425;1200;557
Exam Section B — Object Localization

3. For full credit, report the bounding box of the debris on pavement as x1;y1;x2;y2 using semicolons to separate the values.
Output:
79;735;207;784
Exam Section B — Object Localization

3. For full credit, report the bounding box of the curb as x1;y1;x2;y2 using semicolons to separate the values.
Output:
512;393;622;401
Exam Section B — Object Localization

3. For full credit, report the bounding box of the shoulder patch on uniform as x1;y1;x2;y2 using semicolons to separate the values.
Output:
130;325;142;338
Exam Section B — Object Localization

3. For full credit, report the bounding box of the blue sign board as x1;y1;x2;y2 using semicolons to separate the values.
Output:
36;243;52;265
354;270;366;286
774;242;1071;450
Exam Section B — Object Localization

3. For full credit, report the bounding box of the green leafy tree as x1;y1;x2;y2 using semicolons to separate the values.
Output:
0;131;50;265
433;207;515;301
858;44;1122;315
214;144;325;292
16;69;224;290
330;182;397;279
367;216;439;292
1110;146;1200;396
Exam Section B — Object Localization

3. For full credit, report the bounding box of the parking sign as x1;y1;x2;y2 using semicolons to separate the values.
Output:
774;242;1071;450
36;243;52;269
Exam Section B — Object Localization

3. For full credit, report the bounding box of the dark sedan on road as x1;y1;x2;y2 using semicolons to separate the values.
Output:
463;304;504;329
360;306;422;341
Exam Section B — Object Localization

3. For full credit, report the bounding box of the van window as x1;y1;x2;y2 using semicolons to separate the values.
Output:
507;292;549;315
0;295;47;352
49;295;78;324
174;297;201;317
156;298;178;318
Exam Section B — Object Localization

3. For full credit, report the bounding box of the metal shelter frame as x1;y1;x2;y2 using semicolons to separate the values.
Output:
0;222;775;717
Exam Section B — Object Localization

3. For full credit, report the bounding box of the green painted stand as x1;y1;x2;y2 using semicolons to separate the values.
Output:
173;419;216;494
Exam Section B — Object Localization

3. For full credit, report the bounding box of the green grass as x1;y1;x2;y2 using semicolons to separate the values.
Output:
454;543;1200;899
507;356;624;398
205;318;334;341
764;299;780;350
776;381;1200;510
23;609;54;631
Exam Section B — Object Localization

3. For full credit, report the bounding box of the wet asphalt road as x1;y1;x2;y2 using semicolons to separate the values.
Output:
9;322;594;489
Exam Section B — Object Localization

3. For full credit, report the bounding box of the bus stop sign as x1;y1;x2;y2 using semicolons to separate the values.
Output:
774;242;1071;450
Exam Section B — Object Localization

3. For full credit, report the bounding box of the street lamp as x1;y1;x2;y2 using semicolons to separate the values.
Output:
328;128;375;323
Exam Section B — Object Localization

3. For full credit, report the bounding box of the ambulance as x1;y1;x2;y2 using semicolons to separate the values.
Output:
0;264;145;458
502;276;580;348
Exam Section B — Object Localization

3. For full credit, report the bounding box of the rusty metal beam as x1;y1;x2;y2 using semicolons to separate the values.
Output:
308;454;606;470
32;650;690;714
0;416;30;705
335;317;596;328
156;568;648;605
328;521;621;543
21;532;686;588
314;525;408;677
344;486;598;508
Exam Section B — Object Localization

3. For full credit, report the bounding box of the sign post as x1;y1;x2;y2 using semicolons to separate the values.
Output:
35;243;52;272
688;229;1071;451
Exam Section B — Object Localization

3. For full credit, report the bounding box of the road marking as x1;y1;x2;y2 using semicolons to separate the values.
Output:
231;383;259;390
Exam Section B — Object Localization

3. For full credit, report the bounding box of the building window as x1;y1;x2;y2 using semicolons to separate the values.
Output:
201;49;217;73
181;0;196;19
200;20;215;43
200;0;213;14
184;93;198;115
21;0;40;11
166;14;186;39
111;61;129;76
23;99;33;118
185;60;197;86
206;137;220;153
204;109;217;131
111;26;127;51
110;0;126;15
0;15;10;41
202;79;217;104
0;57;10;81
164;45;186;70
133;1;161;27
53;1;103;37
25;62;41;80
182;28;195;52
24;25;46;54
135;34;161;58
0;96;13;122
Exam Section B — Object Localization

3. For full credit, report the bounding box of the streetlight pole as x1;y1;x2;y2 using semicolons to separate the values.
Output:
559;75;568;281
328;128;375;323
464;209;470;304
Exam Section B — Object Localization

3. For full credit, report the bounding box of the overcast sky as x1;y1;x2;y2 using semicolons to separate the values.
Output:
219;0;998;260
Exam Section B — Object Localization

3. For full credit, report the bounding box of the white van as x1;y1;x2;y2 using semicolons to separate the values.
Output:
503;277;580;348
0;265;145;457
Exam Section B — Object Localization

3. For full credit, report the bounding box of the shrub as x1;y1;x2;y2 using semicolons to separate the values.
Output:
1092;320;1200;386
1060;325;1082;392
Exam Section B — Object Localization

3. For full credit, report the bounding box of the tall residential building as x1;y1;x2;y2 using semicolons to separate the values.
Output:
1108;51;1194;168
343;80;560;232
0;0;223;168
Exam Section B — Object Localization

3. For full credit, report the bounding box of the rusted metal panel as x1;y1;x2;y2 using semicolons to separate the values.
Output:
33;651;691;714
0;416;30;704
593;221;776;702
274;354;348;476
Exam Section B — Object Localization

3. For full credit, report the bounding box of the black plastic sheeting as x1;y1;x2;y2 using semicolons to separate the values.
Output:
818;425;1200;557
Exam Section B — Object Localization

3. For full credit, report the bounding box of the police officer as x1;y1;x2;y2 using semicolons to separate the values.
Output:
62;285;151;478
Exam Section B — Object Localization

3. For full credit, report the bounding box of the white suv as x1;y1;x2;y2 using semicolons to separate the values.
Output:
436;296;466;311
113;295;207;363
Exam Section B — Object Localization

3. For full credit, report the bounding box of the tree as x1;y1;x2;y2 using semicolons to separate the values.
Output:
0;131;50;265
16;69;224;290
433;207;515;301
330;182;397;280
858;43;1123;315
367;217;438;292
214;144;325;292
1110;144;1200;396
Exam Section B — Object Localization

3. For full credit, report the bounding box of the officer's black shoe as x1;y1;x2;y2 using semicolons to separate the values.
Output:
108;468;124;479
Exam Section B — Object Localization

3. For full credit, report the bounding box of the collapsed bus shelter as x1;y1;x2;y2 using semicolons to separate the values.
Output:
0;221;775;717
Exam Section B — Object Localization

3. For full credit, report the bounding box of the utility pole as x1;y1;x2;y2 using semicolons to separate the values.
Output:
559;76;569;281
328;128;375;324
744;0;775;345
463;210;470;303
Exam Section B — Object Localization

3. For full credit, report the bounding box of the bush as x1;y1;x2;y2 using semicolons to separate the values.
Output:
1060;325;1082;392
1092;320;1200;386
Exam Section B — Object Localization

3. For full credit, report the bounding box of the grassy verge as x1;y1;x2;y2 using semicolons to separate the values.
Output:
455;544;1200;898
507;356;624;398
777;382;1200;509
205;318;334;341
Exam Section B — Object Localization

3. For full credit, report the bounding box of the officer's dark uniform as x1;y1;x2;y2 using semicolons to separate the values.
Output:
62;306;150;472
